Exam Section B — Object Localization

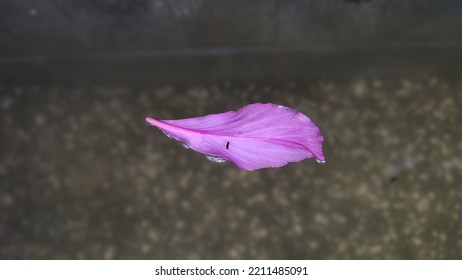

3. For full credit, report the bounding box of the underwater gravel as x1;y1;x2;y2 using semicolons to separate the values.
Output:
0;78;461;259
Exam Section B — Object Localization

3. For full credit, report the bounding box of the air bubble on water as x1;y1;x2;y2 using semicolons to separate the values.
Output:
206;155;227;163
316;158;326;164
163;131;179;141
163;131;173;138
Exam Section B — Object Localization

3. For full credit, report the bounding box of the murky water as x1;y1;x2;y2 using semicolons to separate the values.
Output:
1;71;461;259
1;0;462;260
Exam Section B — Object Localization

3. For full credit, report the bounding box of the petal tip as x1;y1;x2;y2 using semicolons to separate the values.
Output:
145;116;155;125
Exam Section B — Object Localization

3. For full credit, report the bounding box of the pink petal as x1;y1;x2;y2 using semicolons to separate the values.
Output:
146;103;325;171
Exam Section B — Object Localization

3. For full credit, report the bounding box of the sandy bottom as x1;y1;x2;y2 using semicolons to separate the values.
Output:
1;77;461;259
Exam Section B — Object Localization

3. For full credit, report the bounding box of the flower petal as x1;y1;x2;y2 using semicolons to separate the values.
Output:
146;103;325;171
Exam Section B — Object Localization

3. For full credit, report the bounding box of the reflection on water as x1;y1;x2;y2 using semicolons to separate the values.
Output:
205;155;228;163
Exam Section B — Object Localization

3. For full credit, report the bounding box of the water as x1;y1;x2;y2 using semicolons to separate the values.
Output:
2;0;462;260
2;71;461;260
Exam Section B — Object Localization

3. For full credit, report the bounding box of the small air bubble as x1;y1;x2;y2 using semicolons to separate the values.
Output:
162;131;179;141
181;142;189;149
316;158;326;164
206;155;227;163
